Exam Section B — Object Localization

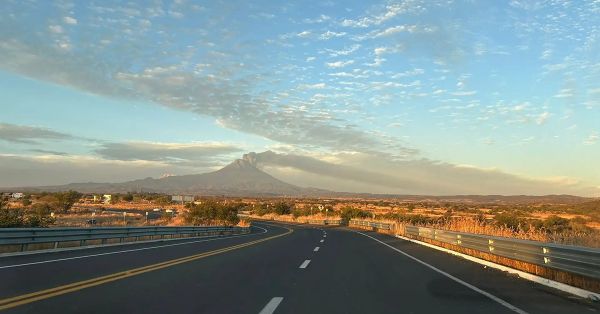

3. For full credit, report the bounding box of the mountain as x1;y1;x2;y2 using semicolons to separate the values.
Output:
14;157;330;197
5;155;597;203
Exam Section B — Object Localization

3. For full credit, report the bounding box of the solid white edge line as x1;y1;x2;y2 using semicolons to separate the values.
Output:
299;259;311;269
314;247;320;252
355;231;529;314
258;297;283;314
396;234;600;301
0;226;269;270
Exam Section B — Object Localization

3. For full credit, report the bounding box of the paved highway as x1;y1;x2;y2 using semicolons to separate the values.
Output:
0;222;598;313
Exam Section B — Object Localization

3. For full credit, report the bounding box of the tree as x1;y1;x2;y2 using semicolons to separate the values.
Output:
494;213;525;231
273;202;291;215
26;203;55;227
291;205;312;218
111;194;120;204
21;194;32;206
0;201;55;228
185;201;240;226
0;207;25;228
340;206;369;223
155;195;171;205
542;215;570;233
54;191;82;213
122;193;134;202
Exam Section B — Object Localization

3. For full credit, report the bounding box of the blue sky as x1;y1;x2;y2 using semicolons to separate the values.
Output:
0;0;599;195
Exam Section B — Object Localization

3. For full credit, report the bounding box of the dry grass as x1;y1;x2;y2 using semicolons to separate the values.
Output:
395;217;600;248
237;219;251;227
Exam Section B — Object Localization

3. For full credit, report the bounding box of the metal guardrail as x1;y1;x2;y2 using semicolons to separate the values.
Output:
0;226;250;252
308;219;343;225
245;215;342;226
349;219;393;230
350;219;600;279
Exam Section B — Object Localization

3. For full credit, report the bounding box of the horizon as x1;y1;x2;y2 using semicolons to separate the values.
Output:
1;1;599;196
2;151;598;199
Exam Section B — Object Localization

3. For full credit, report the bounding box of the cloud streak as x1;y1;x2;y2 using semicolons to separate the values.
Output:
0;123;75;144
95;141;242;165
246;151;600;196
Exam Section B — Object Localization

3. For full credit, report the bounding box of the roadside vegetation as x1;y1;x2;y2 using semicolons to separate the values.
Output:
373;209;600;248
0;198;55;228
184;200;241;226
3;192;599;248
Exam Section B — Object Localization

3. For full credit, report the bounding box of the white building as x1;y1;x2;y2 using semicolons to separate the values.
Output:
11;193;24;199
102;194;112;204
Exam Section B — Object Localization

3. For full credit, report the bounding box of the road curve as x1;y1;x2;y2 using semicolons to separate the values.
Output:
0;222;597;313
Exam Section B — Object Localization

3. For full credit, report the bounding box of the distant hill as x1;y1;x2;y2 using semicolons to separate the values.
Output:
4;155;597;204
12;157;332;197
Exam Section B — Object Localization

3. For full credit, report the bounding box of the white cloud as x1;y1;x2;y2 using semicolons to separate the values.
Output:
341;2;422;28
305;56;316;62
326;60;354;68
583;132;599;145
366;56;385;67
535;111;550;125
63;16;78;25
324;44;360;57
303;14;330;24
451;90;477;96
48;25;63;34
540;48;552;60
373;45;403;56
554;88;574;98
297;30;311;38
169;11;184;18
374;25;418;37
320;31;346;40
391;68;424;78
328;72;367;79
299;83;326;89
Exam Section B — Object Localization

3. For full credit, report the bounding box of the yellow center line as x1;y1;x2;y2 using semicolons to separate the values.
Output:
0;226;293;311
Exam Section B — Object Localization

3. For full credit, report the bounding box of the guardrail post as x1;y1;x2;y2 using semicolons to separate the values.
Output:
542;247;551;264
54;242;59;249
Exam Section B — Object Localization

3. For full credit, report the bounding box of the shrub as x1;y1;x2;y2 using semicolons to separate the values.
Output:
291;205;311;218
0;201;55;228
54;190;82;213
272;202;292;215
185;201;240;226
340;206;369;223
494;212;526;231
542;215;570;233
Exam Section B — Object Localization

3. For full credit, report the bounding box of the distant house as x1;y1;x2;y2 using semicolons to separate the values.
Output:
102;194;112;204
11;193;24;199
171;195;194;203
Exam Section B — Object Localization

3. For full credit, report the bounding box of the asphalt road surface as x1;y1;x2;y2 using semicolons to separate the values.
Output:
0;222;598;314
